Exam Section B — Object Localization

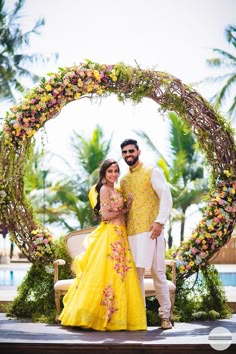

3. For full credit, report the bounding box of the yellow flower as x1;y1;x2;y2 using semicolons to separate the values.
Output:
22;105;30;110
207;224;214;230
87;83;94;92
26;129;35;137
110;74;117;81
109;70;117;81
205;233;211;238
189;261;194;267
77;79;83;87
41;95;51;102
45;84;52;91
93;70;101;81
223;170;231;177
74;93;81;99
179;265;186;273
97;88;104;95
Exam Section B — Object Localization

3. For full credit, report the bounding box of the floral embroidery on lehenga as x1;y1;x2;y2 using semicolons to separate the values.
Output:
100;284;118;321
108;226;132;281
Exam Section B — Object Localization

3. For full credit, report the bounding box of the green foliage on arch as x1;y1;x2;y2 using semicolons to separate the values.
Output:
0;59;235;280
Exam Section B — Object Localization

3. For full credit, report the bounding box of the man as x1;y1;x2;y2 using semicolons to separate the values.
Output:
120;138;173;330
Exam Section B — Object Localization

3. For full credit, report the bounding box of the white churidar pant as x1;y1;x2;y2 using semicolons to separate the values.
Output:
128;230;171;319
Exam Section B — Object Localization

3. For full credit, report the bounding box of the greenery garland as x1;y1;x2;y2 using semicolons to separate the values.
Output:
0;60;235;280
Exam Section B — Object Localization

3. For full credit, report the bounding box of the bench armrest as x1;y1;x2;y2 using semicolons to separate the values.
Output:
144;259;176;284
165;260;176;284
53;259;66;284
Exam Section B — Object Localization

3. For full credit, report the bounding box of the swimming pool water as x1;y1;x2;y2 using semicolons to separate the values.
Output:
219;272;236;287
0;269;236;286
0;269;28;286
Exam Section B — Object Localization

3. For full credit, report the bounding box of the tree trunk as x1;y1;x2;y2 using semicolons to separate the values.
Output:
180;209;186;242
167;225;173;249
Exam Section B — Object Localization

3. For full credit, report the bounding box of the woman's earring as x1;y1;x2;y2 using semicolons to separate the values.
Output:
102;178;106;184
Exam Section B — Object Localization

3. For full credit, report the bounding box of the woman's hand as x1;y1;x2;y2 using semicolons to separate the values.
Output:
119;193;133;215
126;193;133;209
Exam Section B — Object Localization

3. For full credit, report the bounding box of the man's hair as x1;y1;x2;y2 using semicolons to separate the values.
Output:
120;139;139;150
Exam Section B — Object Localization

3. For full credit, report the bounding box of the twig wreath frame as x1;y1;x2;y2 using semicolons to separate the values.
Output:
0;60;235;280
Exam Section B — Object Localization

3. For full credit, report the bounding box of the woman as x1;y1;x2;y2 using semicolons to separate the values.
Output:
59;159;147;331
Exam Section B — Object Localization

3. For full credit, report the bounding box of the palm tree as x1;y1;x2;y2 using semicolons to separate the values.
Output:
53;124;112;229
23;125;112;233
135;112;208;247
204;25;236;120
0;0;57;102
24;145;59;226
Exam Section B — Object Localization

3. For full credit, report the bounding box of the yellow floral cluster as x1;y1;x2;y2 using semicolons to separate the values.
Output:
174;170;236;277
3;60;119;148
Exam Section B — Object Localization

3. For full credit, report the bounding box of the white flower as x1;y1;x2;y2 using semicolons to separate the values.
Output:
0;190;7;203
45;265;54;274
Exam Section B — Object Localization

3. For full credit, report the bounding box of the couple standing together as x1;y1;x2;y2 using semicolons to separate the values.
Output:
59;139;173;331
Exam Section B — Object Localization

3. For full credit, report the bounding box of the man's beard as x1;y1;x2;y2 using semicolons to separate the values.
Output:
125;155;139;166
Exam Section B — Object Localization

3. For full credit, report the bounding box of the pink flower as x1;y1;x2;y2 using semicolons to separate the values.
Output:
214;217;220;223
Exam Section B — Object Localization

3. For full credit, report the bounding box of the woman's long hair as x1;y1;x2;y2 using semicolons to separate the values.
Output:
93;159;120;220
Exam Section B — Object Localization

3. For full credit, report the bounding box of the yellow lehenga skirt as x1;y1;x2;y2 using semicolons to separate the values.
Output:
59;222;147;331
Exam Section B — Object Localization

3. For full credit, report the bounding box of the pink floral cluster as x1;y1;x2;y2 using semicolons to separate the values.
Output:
3;61;117;148
173;171;236;277
108;227;132;281
100;284;118;321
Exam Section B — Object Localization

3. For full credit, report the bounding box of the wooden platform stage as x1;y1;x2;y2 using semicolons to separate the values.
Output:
0;313;235;353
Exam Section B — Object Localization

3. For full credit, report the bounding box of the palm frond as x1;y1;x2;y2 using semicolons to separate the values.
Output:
212;48;236;64
214;73;236;108
225;25;236;47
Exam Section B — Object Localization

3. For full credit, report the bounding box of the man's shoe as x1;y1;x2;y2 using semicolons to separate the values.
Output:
161;318;172;330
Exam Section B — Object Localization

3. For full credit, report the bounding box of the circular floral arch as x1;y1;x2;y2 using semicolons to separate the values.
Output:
0;60;235;280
